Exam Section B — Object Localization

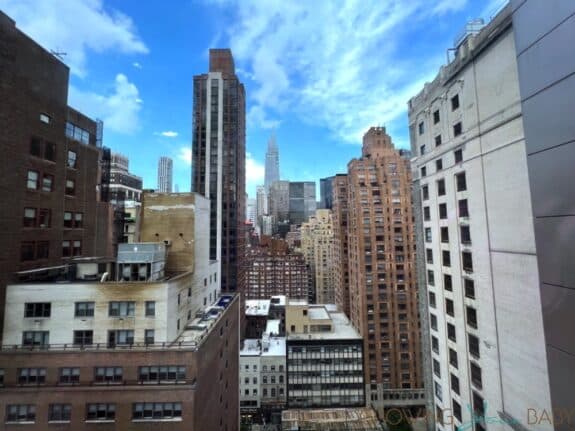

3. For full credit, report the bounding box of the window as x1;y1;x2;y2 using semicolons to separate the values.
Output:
440;227;449;243
86;404;115;421
473;392;485;417
425;228;432;243
49;404;71;422
447;323;456;342
446;299;454;316
18;368;46;384
436;159;443;171
21;242;35;261
23;208;36;227
27;170;39;190
470;362;482;389
67;150;77;168
431;336;439;353
66;122;90;145
426;248;433;264
430;314;438;331
454;149;463;163
467;307;478;329
74;330;93;346
433;359;441;377
427;270;435;286
435;135;442;147
40;113;51;124
433;110;440;124
74;213;83;228
464;279;475;299
73;240;82;256
30;137;42;156
42;174;54;192
38;209;51;227
439;203;447;219
22;331;49;346
94;367;123;383
132;403;182;421
75;302;94;317
421;166;427;177
25;303;51;318
59;367;80;384
429;291;436;308
145;301;155;317
418;122;424;135
469;334;480;358
422;185;429;200
444;274;452;291
437;179;445;196
424;206;431;221
44;142;56;161
138;366;186;383
64;212;73;228
145;329;155;344
442;250;451;267
434;381;442;401
453;122;462;137
0;369;4;385
462;251;473;272
449;348;458;369
109;301;135;317
456;172;467;191
5;405;36;423
65;179;75;195
453;400;462;422
420;145;426;155
108;330;134;346
451;94;460;111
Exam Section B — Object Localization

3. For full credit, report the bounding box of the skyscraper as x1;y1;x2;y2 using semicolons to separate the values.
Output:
319;176;335;209
409;5;554;429
342;127;423;416
192;49;246;292
288;182;316;226
157;156;173;193
264;134;279;194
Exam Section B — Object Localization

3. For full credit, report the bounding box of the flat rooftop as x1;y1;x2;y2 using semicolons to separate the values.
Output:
245;299;270;316
265;319;281;336
240;339;261;356
308;306;329;320
282;407;383;430
262;337;285;357
270;295;286;306
288;309;361;341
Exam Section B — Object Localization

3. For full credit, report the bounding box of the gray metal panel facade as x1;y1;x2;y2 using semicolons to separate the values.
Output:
512;0;575;424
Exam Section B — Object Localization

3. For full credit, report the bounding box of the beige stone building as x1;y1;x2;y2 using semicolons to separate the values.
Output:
300;209;336;304
336;127;424;415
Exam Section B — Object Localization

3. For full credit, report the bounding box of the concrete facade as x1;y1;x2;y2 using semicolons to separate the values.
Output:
408;6;552;431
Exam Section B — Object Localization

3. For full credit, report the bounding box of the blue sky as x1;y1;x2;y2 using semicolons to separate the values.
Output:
1;0;506;198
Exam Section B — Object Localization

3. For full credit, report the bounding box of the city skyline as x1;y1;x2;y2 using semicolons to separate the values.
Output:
0;0;508;198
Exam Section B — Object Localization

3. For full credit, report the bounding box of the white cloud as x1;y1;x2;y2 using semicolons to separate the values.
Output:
69;73;142;134
157;131;179;138
178;147;192;165
213;0;461;143
132;62;142;69
246;152;265;190
0;0;148;77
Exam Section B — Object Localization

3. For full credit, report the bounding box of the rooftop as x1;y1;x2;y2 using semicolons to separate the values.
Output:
308;306;330;320
245;299;271;316
240;339;262;356
282;407;383;430
270;295;286;306
265;319;281;336
261;336;286;357
289;307;361;341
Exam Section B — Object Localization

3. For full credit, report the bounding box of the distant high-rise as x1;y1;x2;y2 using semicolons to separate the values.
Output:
319;176;334;209
264;134;279;194
288;182;316;226
256;185;267;227
192;48;246;292
110;152;143;204
340;127;423;416
157;156;173;193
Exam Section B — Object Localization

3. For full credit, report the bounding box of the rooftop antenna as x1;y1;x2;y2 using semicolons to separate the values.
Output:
50;50;67;61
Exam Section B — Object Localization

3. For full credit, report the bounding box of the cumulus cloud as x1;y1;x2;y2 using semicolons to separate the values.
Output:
0;0;148;77
246;152;265;190
132;62;142;69
157;131;179;138
69;73;142;134
212;0;462;143
178;147;192;165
